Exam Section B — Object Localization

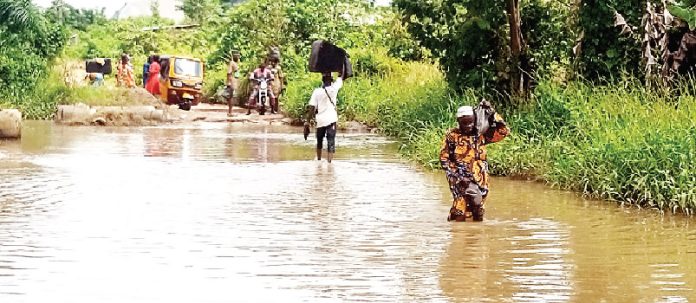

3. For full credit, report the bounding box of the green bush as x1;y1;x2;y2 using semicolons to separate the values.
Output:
349;48;403;78
19;65;72;119
202;66;228;103
488;79;696;213
0;0;68;113
285;60;696;213
578;0;644;80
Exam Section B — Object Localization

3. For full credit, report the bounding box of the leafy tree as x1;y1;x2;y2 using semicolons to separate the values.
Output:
393;0;579;100
210;0;371;72
150;0;160;20
0;0;40;31
577;0;644;80
521;0;575;82
393;0;517;97
380;10;429;61
0;0;67;103
45;0;106;31
179;0;224;25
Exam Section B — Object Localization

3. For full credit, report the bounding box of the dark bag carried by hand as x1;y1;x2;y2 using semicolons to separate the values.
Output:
303;124;310;140
474;99;497;136
464;182;483;206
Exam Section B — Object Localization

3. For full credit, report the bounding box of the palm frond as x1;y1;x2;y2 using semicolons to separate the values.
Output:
0;0;39;30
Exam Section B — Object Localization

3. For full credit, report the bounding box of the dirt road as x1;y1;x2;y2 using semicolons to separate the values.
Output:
186;103;292;125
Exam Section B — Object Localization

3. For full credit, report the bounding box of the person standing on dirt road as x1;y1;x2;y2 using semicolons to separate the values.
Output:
226;50;241;117
145;54;161;96
303;70;344;163
116;54;135;88
142;56;152;88
440;101;509;222
269;57;286;114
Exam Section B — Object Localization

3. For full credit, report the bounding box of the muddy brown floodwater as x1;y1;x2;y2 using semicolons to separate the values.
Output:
1;121;695;302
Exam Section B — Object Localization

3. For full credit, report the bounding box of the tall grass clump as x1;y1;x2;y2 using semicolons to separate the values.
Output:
489;79;696;213
283;49;481;168
18;66;72;119
285;56;696;213
284;49;445;119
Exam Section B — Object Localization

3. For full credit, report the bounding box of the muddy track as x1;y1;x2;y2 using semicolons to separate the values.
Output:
54;102;372;131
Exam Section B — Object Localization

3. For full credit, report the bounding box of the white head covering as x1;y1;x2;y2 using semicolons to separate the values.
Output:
456;106;474;118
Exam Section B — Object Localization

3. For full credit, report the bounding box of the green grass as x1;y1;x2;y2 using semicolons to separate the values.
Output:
4;59;161;119
60;86;158;107
9;43;696;213
489;80;696;213
284;60;696;214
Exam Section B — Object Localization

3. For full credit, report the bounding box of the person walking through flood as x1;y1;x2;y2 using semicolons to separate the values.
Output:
226;50;241;117
116;54;135;88
145;55;161;96
440;100;509;222
303;70;344;163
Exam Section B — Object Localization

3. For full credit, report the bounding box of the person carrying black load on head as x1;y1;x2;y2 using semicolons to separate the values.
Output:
303;69;345;163
303;40;352;163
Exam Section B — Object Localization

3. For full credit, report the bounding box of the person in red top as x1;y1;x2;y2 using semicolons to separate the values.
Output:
145;55;161;96
246;62;275;115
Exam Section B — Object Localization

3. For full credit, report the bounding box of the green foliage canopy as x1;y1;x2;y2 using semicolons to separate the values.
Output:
0;0;67;102
45;0;107;31
577;0;644;80
208;0;405;77
393;0;573;95
393;0;507;91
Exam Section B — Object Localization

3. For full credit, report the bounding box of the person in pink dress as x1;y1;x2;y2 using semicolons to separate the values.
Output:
145;55;161;95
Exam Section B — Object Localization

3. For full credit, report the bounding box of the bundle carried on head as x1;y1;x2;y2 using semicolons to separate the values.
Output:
308;40;353;78
268;47;281;63
85;58;112;75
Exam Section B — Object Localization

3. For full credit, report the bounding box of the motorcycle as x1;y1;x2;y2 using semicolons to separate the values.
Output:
255;78;270;115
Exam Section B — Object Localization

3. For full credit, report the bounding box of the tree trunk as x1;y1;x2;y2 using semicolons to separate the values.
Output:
506;0;525;97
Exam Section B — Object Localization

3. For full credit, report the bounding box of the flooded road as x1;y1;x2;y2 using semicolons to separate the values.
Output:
1;121;695;303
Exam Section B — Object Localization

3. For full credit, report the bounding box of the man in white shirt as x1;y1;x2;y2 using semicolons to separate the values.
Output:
304;71;344;163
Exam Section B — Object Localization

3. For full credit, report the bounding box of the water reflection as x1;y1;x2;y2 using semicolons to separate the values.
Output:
505;219;572;303
0;121;695;302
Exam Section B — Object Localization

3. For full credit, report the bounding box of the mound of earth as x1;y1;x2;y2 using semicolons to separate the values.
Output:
125;87;162;107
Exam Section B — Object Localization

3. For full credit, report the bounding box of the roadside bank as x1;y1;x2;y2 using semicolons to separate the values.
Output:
283;63;696;214
47;100;370;130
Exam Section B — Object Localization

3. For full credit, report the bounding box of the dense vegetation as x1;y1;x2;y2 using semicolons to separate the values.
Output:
1;0;696;213
0;0;68;118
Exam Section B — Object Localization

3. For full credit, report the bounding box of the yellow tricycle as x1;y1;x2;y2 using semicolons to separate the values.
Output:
158;55;204;111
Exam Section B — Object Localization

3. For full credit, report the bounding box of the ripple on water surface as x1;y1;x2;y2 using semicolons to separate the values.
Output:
0;122;695;302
